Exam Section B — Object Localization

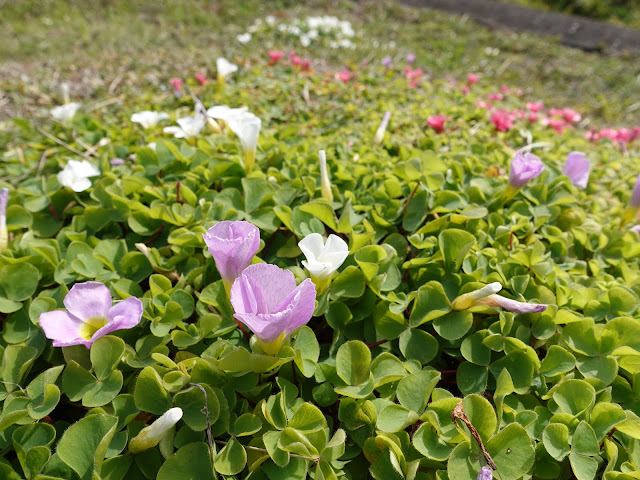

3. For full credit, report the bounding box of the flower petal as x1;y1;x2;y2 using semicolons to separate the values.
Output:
480;294;547;314
298;233;325;263
233;278;316;342
203;221;260;282
39;310;88;347
64;281;112;321
106;296;144;330
231;263;297;313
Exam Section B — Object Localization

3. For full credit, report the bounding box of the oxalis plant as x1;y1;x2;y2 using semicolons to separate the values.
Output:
2;46;640;480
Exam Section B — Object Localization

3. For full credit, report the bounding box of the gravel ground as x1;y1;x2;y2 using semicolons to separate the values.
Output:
402;0;640;52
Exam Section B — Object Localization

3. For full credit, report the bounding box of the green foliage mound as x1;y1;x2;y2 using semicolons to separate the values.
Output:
1;32;640;480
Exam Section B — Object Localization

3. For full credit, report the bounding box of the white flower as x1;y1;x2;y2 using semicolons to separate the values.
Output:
163;114;205;138
237;33;252;44
206;105;248;122
300;35;311;47
147;142;157;151
51;102;81;121
129;408;183;453
226;112;261;154
265;15;277;26
374;111;391;145
216;57;238;79
57;159;100;192
319;150;333;203
299;233;349;281
130;111;170;129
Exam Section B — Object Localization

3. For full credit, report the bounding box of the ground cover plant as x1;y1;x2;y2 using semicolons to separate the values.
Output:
1;1;640;479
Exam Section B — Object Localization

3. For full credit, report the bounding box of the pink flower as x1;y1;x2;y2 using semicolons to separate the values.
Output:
268;50;285;65
169;78;183;94
599;128;618;140
381;56;392;67
541;117;566;134
500;85;509;93
461;85;470;95
562;108;581;123
490;109;515;132
195;73;207;85
290;51;303;67
404;66;423;80
203;221;260;289
526;101;544;112
335;70;352;83
584;129;600;142
476;101;492;110
487;93;504;102
549;108;564;117
230;264;316;354
39;282;143;348
467;73;479;85
528;112;538;123
427;115;447;134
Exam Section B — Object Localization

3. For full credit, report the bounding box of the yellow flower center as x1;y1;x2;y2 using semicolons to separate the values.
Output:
79;316;109;340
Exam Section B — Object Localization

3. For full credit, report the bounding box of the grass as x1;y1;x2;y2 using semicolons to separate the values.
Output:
0;0;639;126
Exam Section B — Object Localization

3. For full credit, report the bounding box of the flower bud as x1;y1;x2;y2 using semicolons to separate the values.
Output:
129;408;183;453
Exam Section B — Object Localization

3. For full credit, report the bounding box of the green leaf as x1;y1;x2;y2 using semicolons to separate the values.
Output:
540;345;576;376
438;229;476;272
2;345;37;392
215;437;246;475
589;402;626;441
134;367;172;415
572;421;599;457
336;341;371;386
82;370;123;407
234;413;262;437
413;422;455;461
552;379;595;416
569;452;599;480
330;266;366;299
376;404;419;433
543;423;570;461
57;414;118;480
0;263;40;301
293;326;319;378
354;245;387;281
487;423;535;480
463;394;497;442
461;331;492;366
433;311;473;340
173;384;220;431
398;328;438;364
157;442;215;480
90;335;125;381
409;281;452;327
396;370;441;413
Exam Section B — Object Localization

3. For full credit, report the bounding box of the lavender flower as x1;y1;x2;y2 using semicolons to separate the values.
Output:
381;56;392;67
563;151;590;188
477;466;493;480
39;281;143;348
452;283;547;314
509;151;544;189
631;174;640;209
406;53;415;63
476;294;547;314
230;264;316;355
0;188;7;253
129;408;183;453
202;221;260;293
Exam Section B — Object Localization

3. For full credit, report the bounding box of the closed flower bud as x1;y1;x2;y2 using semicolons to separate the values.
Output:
129;408;183;453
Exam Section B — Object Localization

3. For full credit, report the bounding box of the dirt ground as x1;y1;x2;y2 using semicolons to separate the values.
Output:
402;0;640;52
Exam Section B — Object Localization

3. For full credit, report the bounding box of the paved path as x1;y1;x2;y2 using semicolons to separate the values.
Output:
402;0;640;52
